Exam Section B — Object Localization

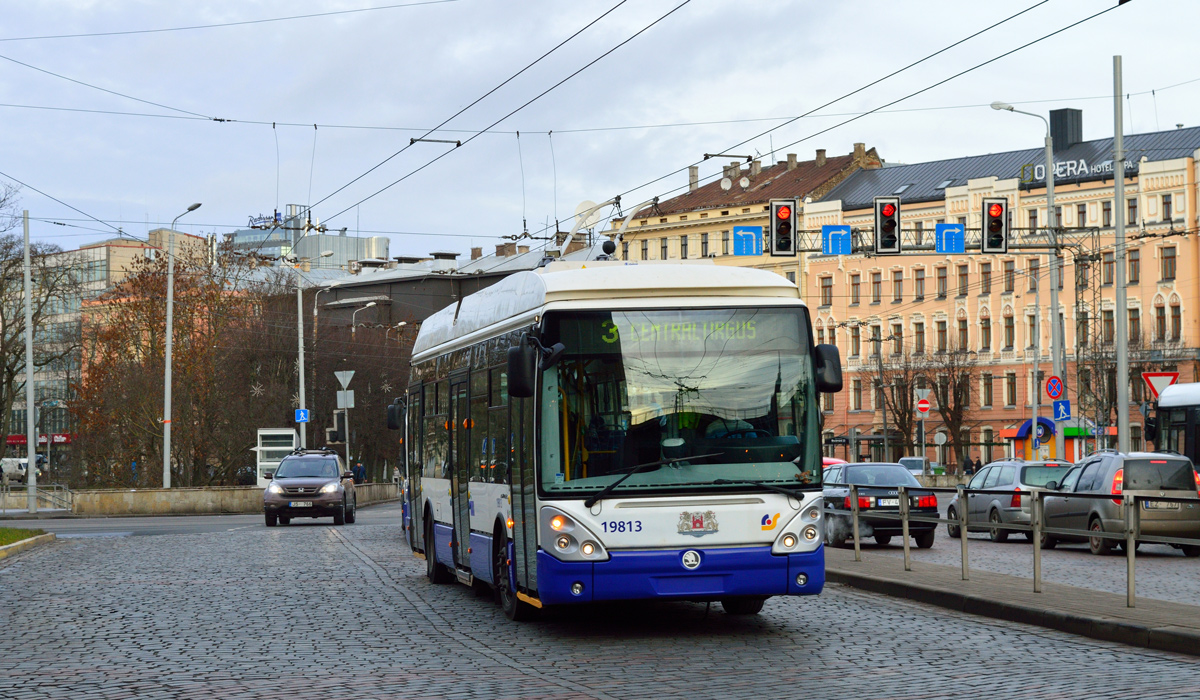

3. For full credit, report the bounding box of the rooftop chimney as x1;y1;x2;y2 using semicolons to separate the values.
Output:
518;245;529;254
815;149;826;167
750;160;761;178
853;142;866;160
430;251;459;273
470;246;482;260
787;153;797;171
689;165;699;191
1050;108;1083;153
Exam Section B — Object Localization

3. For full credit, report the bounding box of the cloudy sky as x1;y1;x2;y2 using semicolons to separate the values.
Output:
1;0;1196;259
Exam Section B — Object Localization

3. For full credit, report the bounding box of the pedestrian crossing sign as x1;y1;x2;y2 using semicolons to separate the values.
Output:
1053;400;1070;422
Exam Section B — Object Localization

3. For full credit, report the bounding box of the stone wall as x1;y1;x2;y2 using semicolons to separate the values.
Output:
1;483;398;516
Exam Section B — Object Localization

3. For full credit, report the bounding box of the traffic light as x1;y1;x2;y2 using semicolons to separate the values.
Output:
981;197;1009;253
873;196;901;254
769;199;797;256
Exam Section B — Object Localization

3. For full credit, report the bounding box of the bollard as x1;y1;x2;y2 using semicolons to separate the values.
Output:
900;485;911;572
957;483;969;581
850;484;862;562
1125;493;1137;608
1032;490;1043;593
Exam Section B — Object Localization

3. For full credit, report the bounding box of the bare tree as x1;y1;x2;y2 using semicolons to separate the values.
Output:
877;348;924;452
922;343;979;473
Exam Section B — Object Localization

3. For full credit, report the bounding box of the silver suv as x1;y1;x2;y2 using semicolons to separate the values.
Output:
1042;451;1200;556
947;459;1072;542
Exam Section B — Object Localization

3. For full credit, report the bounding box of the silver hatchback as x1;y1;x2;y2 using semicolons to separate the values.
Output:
947;460;1072;542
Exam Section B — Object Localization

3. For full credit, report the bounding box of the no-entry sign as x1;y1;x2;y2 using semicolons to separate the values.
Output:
916;398;931;415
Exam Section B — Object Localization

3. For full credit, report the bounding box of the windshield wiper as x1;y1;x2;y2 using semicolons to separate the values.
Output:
583;453;721;508
709;479;811;498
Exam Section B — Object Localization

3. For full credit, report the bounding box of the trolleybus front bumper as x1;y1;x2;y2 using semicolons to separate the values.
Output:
535;545;823;605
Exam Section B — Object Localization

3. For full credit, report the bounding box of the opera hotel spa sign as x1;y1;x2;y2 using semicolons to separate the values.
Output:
1021;158;1139;184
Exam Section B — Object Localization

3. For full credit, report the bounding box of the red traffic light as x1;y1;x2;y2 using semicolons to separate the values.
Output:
776;205;792;220
881;203;896;217
988;203;1003;218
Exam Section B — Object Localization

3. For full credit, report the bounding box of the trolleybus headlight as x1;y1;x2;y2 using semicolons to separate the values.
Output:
781;534;797;549
803;526;819;542
796;573;808;587
807;507;820;520
556;536;571;550
550;515;568;531
581;542;596;556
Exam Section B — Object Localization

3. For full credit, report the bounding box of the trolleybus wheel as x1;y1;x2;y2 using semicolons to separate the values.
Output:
426;517;452;584
720;597;765;615
494;528;534;621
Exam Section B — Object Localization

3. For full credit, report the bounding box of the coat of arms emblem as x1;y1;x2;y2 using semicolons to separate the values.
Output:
678;510;719;536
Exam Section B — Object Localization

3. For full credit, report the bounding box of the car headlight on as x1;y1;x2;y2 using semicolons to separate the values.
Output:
319;482;341;494
266;483;284;494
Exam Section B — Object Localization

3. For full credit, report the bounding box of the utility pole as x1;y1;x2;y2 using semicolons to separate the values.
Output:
872;332;890;461
297;285;307;449
1031;269;1041;459
1114;55;1131;452
163;203;201;489
22;211;37;513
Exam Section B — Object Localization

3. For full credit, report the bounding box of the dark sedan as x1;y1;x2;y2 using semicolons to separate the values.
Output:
263;451;357;526
823;462;938;548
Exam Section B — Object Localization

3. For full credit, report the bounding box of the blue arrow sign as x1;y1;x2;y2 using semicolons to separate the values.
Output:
935;223;965;254
733;226;763;256
295;409;309;423
821;225;852;255
1053;400;1071;422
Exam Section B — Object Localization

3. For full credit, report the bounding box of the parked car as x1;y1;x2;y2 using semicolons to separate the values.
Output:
1;456;45;484
946;459;1072;543
262;449;357;527
823;462;938;549
898;456;927;477
1041;451;1200;556
822;457;848;467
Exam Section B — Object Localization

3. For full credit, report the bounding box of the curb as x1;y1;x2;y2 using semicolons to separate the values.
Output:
826;567;1200;658
0;532;57;560
0;498;400;520
0;512;79;520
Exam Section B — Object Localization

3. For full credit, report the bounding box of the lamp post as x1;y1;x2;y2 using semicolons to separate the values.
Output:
284;250;333;450
163;202;201;489
385;321;408;342
992;101;1064;461
351;302;376;337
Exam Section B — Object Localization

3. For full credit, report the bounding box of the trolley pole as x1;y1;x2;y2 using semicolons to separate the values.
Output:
22;211;37;513
1114;55;1131;452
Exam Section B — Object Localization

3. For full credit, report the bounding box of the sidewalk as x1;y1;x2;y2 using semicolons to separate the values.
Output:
825;546;1200;657
0;509;74;520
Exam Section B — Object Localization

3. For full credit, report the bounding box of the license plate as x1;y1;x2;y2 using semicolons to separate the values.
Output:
1143;501;1179;510
289;501;313;508
876;498;899;507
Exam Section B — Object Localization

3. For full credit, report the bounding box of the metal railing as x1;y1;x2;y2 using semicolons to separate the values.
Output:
0;482;74;513
824;482;1200;608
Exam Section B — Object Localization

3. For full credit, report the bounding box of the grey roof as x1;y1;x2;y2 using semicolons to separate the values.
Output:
821;125;1200;211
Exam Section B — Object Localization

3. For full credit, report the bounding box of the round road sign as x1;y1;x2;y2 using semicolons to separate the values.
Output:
916;398;931;415
1046;376;1064;400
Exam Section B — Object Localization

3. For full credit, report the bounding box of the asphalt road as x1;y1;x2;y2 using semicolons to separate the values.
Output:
2;506;1199;699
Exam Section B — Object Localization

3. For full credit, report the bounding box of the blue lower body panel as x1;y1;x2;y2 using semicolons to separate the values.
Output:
433;523;454;569
535;545;824;606
469;532;493;584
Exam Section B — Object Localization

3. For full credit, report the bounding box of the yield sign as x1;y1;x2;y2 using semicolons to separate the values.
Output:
1142;372;1179;399
335;370;356;389
916;398;932;415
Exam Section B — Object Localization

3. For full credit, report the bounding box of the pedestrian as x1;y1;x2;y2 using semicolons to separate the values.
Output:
961;454;972;475
353;461;367;484
973;456;982;473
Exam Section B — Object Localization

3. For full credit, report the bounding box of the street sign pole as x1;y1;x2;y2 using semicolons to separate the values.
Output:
335;371;355;473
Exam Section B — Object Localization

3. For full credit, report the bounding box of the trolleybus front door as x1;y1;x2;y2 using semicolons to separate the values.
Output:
450;378;471;572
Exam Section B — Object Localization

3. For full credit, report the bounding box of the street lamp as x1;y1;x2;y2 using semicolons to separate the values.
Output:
163;202;201;489
283;249;333;450
351;302;376;337
992;101;1065;461
385;321;408;342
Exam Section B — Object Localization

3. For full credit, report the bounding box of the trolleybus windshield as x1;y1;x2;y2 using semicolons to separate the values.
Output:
541;307;820;497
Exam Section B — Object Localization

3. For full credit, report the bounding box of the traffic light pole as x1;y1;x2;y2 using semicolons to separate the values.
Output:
1044;130;1065;462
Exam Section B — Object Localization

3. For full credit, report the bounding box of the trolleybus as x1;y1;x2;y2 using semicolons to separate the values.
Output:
388;258;842;620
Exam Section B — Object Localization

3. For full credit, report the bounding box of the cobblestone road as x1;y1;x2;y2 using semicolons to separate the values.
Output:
2;517;1199;699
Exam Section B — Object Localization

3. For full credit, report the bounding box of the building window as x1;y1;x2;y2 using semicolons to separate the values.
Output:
1078;311;1089;347
1028;259;1039;291
1171;302;1182;341
982;374;993;407
1076;203;1087;226
980;263;991;294
1003;313;1014;349
1028;313;1038;349
852;379;863;411
957;264;969;296
1005;373;1017;407
869;325;881;356
914;322;925;354
936;320;947;352
817;328;825;344
786;271;796;284
1103;253;1114;285
936;267;947;298
1162;247;1176;280
1129;308;1141;344
850;274;861;305
893;270;903;302
914;268;925;299
1103;310;1114;344
892;324;903;354
820;277;833;305
958;318;968;348
822;392;834;413
1103;200;1112;227
1028;208;1038;230
701;233;709;257
914;221;924;245
722;231;730;255
982;427;995;461
1163;193;1173;222
641;239;648;259
680;235;689;259
1054;206;1062;227
1155;305;1166;341
621;241;629;259
874;379;884;410
1129;249;1140;283
1128;197;1138;226
1004;260;1015;292
958;216;967;227
1131;425;1143;452
871;273;882;303
661;238;668;259
828;327;836;347
980;318;991;350
851;326;861;356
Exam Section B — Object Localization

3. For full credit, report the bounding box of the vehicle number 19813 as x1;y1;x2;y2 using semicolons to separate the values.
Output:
602;520;642;533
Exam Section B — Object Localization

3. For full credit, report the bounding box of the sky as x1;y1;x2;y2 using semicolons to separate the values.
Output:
1;0;1196;260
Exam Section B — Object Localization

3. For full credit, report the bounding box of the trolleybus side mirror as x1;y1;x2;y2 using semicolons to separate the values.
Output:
814;344;843;393
386;399;404;430
508;341;539;398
